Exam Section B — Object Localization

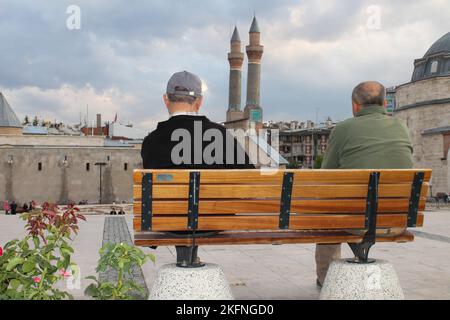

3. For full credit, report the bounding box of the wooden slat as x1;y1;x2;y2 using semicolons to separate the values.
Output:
133;169;432;185
133;183;429;200
133;198;426;215
134;230;415;246
133;213;424;231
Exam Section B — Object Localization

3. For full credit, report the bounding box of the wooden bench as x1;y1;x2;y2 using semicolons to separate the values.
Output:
133;169;431;267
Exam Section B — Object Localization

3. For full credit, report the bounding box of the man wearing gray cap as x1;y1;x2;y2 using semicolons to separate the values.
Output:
141;71;254;169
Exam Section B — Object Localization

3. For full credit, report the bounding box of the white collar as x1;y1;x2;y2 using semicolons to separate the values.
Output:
169;111;200;118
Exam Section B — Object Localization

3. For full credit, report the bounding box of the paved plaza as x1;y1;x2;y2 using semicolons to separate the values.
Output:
0;209;449;300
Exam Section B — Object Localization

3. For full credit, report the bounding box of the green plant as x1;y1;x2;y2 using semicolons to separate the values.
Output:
85;242;155;300
314;154;324;169
287;161;302;169
0;203;85;300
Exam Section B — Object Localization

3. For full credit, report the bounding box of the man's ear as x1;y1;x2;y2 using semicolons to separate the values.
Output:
163;94;170;109
352;101;360;116
194;96;203;112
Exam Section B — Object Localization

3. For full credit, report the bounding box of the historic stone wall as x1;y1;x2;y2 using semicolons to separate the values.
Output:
395;77;450;194
0;127;23;135
395;77;450;108
0;135;105;147
0;146;142;205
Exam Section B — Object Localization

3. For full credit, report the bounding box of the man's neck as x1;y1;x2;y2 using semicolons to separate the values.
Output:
169;111;200;118
355;105;386;117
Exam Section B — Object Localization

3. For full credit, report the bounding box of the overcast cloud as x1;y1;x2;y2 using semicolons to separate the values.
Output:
0;0;449;132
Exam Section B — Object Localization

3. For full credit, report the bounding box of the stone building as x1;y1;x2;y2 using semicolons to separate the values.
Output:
391;32;450;194
265;119;335;168
0;92;22;135
0;93;142;205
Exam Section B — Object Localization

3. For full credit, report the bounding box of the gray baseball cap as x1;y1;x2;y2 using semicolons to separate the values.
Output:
166;71;202;98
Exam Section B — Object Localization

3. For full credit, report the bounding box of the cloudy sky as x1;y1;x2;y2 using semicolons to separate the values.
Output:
0;0;448;132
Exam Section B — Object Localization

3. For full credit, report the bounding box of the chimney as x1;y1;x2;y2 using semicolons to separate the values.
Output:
96;114;102;129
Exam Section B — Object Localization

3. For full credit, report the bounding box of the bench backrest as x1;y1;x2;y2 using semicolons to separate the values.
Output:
133;169;431;233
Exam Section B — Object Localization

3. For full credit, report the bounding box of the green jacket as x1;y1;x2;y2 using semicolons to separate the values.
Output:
321;105;413;169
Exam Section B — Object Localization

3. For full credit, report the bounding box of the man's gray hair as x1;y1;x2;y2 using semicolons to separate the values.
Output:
351;81;386;107
167;93;197;105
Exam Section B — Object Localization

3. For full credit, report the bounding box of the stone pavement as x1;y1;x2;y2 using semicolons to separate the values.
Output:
1;210;449;299
100;217;148;298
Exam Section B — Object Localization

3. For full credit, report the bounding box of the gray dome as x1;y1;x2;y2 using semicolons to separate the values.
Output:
412;32;450;82
424;32;450;57
0;92;22;128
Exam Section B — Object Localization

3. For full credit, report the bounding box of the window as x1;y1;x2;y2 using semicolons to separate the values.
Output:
443;134;450;160
445;60;450;72
124;163;128;171
430;60;438;73
38;162;42;171
86;163;90;171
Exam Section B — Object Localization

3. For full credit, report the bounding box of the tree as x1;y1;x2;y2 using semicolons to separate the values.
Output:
287;161;301;169
314;154;324;169
22;115;30;126
32;116;39;126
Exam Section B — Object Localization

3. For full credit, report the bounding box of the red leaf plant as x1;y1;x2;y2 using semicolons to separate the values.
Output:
26;203;86;244
0;203;86;300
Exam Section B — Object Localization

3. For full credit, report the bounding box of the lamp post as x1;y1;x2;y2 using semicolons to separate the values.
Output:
94;162;107;204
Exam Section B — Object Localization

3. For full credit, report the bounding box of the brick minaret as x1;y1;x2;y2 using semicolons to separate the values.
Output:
227;26;245;122
244;16;264;126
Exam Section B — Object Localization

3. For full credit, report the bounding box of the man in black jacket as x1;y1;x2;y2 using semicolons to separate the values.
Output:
141;71;254;169
10;201;17;215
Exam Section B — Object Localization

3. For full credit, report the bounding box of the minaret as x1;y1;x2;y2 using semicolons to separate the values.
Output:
244;16;264;127
227;26;244;122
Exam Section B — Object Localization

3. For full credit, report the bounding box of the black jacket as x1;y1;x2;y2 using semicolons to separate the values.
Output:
141;115;255;169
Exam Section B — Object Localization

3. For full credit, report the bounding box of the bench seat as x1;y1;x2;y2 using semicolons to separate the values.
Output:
133;169;431;265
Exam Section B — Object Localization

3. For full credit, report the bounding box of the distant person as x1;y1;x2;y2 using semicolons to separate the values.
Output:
22;203;29;212
316;81;413;288
141;71;255;169
10;201;18;215
3;201;10;215
28;201;34;211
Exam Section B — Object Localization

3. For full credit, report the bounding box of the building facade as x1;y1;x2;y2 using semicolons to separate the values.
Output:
265;120;334;168
0;93;142;205
392;32;450;194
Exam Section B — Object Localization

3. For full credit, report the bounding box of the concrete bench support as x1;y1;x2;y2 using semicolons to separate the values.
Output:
319;259;404;300
149;263;234;300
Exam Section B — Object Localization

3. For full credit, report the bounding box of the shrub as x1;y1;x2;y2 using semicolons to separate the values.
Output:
85;242;155;300
0;203;85;300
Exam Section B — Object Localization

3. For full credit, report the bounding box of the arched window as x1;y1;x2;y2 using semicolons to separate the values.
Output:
445;60;450;73
430;60;439;73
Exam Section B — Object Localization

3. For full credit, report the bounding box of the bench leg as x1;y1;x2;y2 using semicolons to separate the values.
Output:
347;242;376;264
319;259;404;300
175;246;205;268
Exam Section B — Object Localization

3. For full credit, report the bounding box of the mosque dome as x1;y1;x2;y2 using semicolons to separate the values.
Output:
0;92;22;128
412;32;450;82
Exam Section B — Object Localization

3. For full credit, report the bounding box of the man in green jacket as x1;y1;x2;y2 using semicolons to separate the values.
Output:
316;81;413;287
